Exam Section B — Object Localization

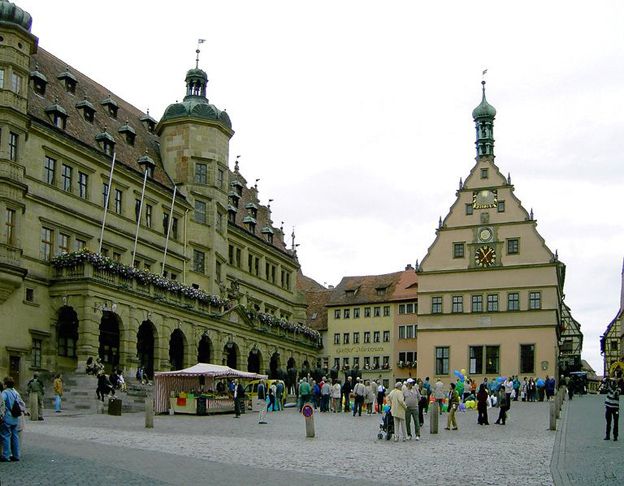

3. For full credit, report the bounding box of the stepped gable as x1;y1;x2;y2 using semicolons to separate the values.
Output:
28;48;176;192
228;168;291;255
328;271;403;306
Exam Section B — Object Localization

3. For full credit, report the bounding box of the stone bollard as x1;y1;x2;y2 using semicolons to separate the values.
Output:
430;401;439;434
302;403;315;438
549;399;557;430
29;393;38;421
145;393;154;429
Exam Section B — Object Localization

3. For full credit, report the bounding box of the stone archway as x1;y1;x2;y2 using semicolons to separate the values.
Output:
197;334;212;363
247;347;263;373
137;320;157;379
99;311;120;372
57;306;79;363
269;352;281;379
224;341;239;369
169;329;186;371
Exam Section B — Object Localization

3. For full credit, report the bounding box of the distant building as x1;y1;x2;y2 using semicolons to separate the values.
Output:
0;2;319;387
416;81;580;381
601;260;623;378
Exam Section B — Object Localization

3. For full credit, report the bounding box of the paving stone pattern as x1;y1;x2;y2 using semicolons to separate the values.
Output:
3;400;557;485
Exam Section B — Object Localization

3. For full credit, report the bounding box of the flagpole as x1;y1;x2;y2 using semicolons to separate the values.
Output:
161;185;177;276
98;152;116;254
132;166;150;268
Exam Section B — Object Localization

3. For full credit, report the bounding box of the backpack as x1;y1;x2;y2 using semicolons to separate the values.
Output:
8;391;22;418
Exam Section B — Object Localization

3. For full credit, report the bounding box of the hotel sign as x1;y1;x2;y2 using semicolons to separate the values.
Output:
335;346;385;354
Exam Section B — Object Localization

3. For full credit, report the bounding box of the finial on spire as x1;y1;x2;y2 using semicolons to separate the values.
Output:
280;221;284;232
291;227;296;250
235;155;240;172
530;208;534;220
507;172;512;184
459;177;463;190
438;216;442;229
196;39;206;69
254;178;260;190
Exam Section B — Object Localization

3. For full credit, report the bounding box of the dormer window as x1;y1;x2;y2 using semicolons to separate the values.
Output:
261;226;274;244
76;97;96;123
57;67;77;94
231;179;243;197
228;191;240;208
345;290;355;297
95;129;115;155
243;216;256;234
45;99;68;130
30;65;47;96
227;205;237;224
376;286;388;296
245;202;258;219
118;121;136;146
140;111;156;133
101;95;118;119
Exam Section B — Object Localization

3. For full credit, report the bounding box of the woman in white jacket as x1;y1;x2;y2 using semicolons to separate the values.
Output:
330;379;342;412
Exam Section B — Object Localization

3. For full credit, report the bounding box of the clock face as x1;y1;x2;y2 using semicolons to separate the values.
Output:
472;189;498;209
475;246;496;267
478;227;493;242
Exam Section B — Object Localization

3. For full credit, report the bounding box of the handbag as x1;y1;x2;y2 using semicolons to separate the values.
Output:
10;392;22;417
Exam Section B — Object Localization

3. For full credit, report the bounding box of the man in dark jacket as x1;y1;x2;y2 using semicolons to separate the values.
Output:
233;379;245;418
342;376;353;413
26;373;45;420
604;379;620;441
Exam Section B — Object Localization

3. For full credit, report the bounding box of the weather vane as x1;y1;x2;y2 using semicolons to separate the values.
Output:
196;39;206;68
482;68;488;82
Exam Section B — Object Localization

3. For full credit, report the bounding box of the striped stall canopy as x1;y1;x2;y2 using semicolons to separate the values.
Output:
154;363;268;414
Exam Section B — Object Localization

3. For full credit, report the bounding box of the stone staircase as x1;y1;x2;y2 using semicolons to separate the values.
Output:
42;372;151;415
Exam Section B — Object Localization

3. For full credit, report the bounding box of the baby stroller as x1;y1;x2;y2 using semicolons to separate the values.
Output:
377;406;394;440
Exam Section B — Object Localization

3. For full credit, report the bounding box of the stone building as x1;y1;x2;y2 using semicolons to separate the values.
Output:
0;1;320;388
416;81;580;381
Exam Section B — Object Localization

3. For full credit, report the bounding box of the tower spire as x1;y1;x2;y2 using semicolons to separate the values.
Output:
472;79;497;158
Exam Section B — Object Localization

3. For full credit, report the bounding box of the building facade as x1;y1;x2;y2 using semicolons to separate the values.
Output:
601;261;623;378
0;2;320;388
392;266;419;381
416;82;575;382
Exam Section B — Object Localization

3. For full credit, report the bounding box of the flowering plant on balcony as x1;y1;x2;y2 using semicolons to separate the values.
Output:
51;249;228;307
245;307;320;341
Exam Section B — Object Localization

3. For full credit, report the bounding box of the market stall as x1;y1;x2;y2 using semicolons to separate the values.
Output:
154;363;267;414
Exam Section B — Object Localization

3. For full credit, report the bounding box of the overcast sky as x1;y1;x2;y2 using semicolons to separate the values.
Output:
18;0;624;374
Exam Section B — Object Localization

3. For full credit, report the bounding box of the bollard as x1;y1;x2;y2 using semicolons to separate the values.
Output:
145;392;154;429
29;393;38;421
430;401;439;434
302;403;315;438
549;399;557;430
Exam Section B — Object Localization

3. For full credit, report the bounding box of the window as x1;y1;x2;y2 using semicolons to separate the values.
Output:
25;288;34;302
353;332;360;344
432;296;442;314
374;307;381;317
216;211;223;232
471;295;483;313
507;292;520;311
373;331;380;343
343;309;350;319
195;163;207;184
406;325;415;339
114;189;123;214
112;252;121;262
399;304;405;314
192;250;205;273
217;168;224;189
44;156;56;184
529;291;541;310
342;358;349;368
215;261;222;283
507;238;519;255
376;287;387;296
485;346;500;374
610;340;618;352
134;199;141;222
41;227;53;260
334;309;340;319
451;296;463;313
399;303;417;314
78;172;88;199
399;326;406;339
9;132;18;161
333;358;340;369
195;200;207;224
343;333;350;344
5;208;16;245
364;357;370;368
399;352;406;363
32;339;42;368
487;294;499;312
469;346;484;374
59;164;72;191
364;307;371;318
373;357;380;369
453;242;465;258
364;332;370;343
11;73;22;94
435;346;449;375
465;203;474;215
480;168;489;179
0;68;3;88
103;183;110;208
353;308;360;318
145;204;152;228
383;330;390;342
58;233;70;254
333;333;340;345
383;356;389;367
383;306;390;317
520;344;535;374
497;200;505;213
74;239;86;251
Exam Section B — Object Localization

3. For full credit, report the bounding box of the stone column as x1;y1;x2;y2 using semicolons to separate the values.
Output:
75;296;101;372
119;304;139;376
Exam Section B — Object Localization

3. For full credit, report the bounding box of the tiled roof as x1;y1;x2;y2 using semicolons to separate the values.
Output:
28;48;175;191
327;271;404;306
303;289;331;331
296;271;326;292
391;269;418;301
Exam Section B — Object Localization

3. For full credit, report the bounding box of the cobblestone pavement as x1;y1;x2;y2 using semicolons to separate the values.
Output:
2;400;556;485
552;393;622;485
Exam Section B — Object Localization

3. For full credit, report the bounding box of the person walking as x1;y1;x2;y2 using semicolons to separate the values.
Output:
342;376;353;413
387;382;408;442
26;372;45;420
352;378;366;416
403;378;421;440
495;385;509;425
53;374;63;413
376;381;386;413
422;377;432;414
604;379;619;441
298;378;311;412
320;377;331;412
365;380;375;414
477;383;489;425
1;376;22;462
275;380;284;411
445;382;460;430
267;381;276;412
331;379;341;412
257;379;268;424
434;378;445;415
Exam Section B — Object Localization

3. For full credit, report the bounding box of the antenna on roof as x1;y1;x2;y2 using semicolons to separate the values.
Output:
196;39;206;68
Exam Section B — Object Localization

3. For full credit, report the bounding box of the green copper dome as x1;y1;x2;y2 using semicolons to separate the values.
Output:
0;0;32;31
160;67;232;129
472;81;496;119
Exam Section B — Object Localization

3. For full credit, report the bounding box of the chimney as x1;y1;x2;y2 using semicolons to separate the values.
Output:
405;263;414;271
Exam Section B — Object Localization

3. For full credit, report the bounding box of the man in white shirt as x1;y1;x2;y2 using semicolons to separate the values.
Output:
352;378;366;417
